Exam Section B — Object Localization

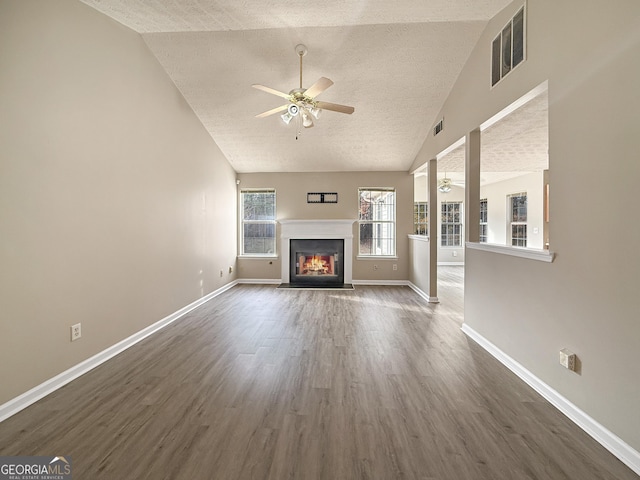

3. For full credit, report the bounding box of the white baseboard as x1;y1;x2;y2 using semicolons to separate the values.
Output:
352;279;408;286
437;262;465;266
461;323;640;476
0;281;238;423
236;278;281;284
408;282;439;303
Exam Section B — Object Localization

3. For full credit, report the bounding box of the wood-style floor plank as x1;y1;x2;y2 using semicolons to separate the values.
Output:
0;267;637;479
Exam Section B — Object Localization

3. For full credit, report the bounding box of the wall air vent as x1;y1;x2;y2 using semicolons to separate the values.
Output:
433;118;444;136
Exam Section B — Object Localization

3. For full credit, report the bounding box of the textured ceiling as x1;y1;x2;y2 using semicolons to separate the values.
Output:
417;89;549;186
80;0;514;173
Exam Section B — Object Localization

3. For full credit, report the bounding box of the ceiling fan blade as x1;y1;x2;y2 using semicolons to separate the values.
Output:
252;84;291;99
304;77;334;99
255;104;289;118
316;101;355;115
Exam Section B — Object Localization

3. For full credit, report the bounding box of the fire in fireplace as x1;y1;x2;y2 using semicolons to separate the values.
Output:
289;239;344;286
297;254;336;276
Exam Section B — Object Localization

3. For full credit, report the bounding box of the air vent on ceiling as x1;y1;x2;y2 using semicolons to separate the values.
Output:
433;118;444;136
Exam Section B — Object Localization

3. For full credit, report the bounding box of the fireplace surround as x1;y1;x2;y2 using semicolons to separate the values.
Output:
280;219;355;286
290;239;344;286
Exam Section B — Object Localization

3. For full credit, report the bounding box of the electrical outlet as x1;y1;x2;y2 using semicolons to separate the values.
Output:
393;264;398;271
70;323;81;342
229;266;233;274
373;265;378;270
220;269;223;277
559;348;576;371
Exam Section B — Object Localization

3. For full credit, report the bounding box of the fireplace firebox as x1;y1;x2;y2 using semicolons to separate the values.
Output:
289;239;344;286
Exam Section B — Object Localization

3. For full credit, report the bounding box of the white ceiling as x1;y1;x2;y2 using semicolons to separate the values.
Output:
79;0;529;174
426;89;549;186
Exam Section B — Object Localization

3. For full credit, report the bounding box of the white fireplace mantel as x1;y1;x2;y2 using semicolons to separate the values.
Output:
280;219;355;284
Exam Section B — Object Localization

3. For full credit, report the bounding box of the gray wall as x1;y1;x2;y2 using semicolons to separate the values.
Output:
0;0;238;404
412;0;640;451
237;171;413;282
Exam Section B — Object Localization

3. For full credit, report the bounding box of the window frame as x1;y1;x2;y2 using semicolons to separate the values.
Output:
479;198;488;243
414;201;428;236
358;188;397;257
491;6;526;87
441;201;463;247
508;192;527;247
240;188;277;257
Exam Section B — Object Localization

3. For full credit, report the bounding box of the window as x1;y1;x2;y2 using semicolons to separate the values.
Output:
491;6;525;86
441;201;463;247
358;188;396;256
479;199;488;243
241;189;276;255
509;192;527;247
414;202;428;236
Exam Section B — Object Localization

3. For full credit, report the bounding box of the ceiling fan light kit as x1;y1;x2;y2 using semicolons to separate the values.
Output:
252;44;354;138
438;178;453;193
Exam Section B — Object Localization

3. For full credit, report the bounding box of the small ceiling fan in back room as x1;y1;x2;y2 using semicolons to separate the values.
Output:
252;44;355;139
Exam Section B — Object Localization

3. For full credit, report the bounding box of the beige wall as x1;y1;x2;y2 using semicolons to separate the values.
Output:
237;171;413;282
0;1;237;404
409;237;430;293
413;0;640;451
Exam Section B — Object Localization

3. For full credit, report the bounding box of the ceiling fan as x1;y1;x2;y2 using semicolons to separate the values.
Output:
252;44;355;137
438;171;464;193
438;177;453;193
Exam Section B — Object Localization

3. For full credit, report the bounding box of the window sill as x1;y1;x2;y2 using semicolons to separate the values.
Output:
466;242;555;263
408;235;429;243
357;255;398;260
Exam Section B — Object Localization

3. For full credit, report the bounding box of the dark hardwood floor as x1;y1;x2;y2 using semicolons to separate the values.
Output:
0;267;637;479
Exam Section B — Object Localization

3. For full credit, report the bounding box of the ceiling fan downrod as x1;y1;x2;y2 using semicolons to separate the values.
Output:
295;44;307;90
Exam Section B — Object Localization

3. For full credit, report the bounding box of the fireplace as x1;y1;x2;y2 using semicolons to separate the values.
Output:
279;219;355;286
290;239;344;286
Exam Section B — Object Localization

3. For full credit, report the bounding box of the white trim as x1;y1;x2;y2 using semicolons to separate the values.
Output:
356;256;398;260
461;323;640;476
279;219;355;226
352;279;408;286
236;278;280;285
0;281;238;424
436;136;466;160
483;80;547;130
408;282;439;303
438;262;464;266
408;234;429;243
466;241;554;262
280;219;355;284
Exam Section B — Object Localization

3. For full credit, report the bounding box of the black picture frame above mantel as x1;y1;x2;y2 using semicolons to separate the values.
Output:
307;192;338;204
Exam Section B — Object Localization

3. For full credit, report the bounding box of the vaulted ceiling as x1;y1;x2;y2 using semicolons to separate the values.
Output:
79;0;544;175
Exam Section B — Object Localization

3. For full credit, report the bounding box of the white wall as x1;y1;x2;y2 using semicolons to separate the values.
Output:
437;186;465;263
413;175;465;264
412;0;640;455
481;172;545;248
0;0;238;404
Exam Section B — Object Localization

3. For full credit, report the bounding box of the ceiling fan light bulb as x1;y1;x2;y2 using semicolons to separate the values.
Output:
310;107;321;119
281;112;293;125
302;112;314;128
287;104;299;116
